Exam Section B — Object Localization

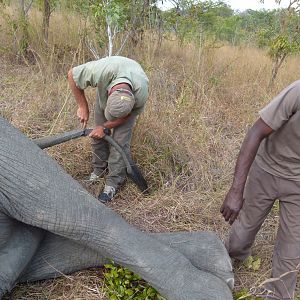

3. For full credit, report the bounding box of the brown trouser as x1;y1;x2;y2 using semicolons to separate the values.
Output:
226;161;300;300
91;94;137;189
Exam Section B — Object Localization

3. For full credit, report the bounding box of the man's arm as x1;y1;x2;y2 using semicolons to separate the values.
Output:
67;69;89;128
220;118;273;225
88;115;131;139
103;115;131;129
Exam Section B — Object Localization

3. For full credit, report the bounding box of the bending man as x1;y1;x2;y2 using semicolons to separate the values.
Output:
67;56;149;202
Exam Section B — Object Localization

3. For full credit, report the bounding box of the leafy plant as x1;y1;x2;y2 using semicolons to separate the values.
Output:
104;262;166;300
243;256;261;271
234;289;264;300
234;289;252;300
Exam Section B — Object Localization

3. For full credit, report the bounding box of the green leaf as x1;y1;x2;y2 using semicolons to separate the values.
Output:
234;289;252;300
252;257;261;271
243;256;254;269
243;256;261;271
125;289;134;295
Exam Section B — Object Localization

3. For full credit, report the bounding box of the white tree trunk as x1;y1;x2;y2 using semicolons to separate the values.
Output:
106;17;113;56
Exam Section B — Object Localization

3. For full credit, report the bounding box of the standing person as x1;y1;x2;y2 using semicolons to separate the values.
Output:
67;56;149;203
220;80;300;300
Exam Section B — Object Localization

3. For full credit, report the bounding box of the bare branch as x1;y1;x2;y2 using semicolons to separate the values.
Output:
85;39;101;59
116;30;130;55
24;0;33;15
112;25;119;40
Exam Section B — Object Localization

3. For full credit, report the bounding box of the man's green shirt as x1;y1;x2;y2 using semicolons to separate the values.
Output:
72;56;149;115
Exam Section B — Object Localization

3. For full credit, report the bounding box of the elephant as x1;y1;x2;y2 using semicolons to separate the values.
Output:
0;116;234;300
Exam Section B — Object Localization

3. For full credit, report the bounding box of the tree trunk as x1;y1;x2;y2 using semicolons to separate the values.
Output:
43;0;51;44
268;53;287;89
107;18;113;56
18;0;29;59
18;0;34;62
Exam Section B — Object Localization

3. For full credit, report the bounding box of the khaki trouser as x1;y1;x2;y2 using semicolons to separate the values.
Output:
91;94;137;189
226;161;300;300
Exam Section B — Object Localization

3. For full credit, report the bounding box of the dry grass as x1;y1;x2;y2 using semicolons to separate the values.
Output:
6;270;107;300
1;5;300;300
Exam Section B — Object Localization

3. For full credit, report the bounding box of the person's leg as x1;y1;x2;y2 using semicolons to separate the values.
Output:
263;179;300;300
91;92;109;176
226;161;278;261
105;114;137;189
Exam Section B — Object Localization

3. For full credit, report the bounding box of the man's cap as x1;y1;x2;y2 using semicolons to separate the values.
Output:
105;89;135;121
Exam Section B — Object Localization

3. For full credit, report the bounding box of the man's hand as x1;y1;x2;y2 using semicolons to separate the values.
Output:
89;126;106;139
220;188;244;225
220;118;273;225
67;68;90;128
77;105;89;128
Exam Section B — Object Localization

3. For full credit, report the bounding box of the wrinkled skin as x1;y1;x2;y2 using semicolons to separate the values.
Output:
0;117;234;300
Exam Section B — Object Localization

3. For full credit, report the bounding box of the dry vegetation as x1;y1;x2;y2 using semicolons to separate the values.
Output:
1;5;300;300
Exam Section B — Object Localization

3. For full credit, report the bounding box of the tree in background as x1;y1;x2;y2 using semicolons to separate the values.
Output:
260;0;300;87
162;1;235;46
18;0;33;60
90;0;161;57
3;0;300;77
79;0;161;57
92;0;129;56
41;0;58;43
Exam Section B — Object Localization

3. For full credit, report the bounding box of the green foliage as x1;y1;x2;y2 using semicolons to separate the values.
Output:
104;262;166;300
162;1;235;45
257;28;274;48
233;289;264;300
6;1;32;58
269;34;300;58
243;256;261;271
91;0;129;28
272;199;280;213
62;0;91;16
35;0;59;11
161;0;300;54
3;0;300;63
234;289;252;300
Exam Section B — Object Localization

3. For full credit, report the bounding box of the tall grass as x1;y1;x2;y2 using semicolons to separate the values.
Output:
1;4;300;299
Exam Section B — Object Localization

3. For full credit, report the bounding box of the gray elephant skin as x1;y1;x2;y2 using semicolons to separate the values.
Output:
0;117;234;300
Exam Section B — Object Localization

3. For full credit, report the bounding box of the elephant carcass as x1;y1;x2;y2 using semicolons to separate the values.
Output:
0;117;233;300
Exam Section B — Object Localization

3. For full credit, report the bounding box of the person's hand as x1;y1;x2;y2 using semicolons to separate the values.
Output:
89;126;106;139
220;188;244;225
77;105;89;128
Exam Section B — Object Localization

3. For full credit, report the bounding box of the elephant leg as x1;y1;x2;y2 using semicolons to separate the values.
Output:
19;232;108;283
153;232;234;289
20;231;233;290
6;202;233;300
0;211;44;298
0;117;233;300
